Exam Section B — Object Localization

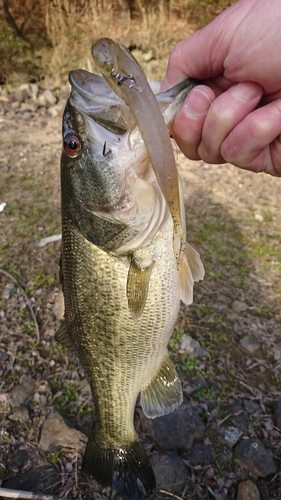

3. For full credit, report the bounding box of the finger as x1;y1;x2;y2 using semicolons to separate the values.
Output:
172;86;215;160
198;82;263;163
221;99;281;175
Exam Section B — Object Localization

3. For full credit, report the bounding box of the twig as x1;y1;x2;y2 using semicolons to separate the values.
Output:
0;269;40;342
159;491;183;500
0;488;61;499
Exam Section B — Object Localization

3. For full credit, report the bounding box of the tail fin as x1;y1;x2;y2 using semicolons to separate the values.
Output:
82;430;156;500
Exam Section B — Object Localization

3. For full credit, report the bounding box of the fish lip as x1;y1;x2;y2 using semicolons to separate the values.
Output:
69;70;114;104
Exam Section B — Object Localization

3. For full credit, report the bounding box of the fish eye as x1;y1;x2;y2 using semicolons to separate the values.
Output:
64;133;81;157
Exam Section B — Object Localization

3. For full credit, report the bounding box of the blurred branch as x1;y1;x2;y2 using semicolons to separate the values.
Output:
0;488;62;499
0;0;30;44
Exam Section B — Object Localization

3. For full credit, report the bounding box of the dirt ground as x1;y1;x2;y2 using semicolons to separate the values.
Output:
0;65;281;499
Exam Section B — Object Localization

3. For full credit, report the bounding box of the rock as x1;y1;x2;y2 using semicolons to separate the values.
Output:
180;334;208;358
243;400;262;415
234;438;277;477
39;412;87;451
143;50;154;62
226;401;248;429
272;400;281;430
218;426;243;447
237;479;260;500
3;461;60;494
2;163;11;172
9;374;35;408
139;401;205;450
48;105;59;117
254;213;263;222
232;300;248;313
150;451;188;495
53;290;65;320
9;406;30;423
189;440;214;464
2;282;16;300
30;83;39;100
240;335;261;354
42;89;56;106
0;349;9;363
193;374;208;389
0;392;10;419
6;449;28;473
182;380;196;396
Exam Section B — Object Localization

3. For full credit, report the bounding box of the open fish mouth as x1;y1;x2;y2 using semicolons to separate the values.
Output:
69;69;193;136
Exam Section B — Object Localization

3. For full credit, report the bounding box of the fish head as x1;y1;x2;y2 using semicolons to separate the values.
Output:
61;69;197;251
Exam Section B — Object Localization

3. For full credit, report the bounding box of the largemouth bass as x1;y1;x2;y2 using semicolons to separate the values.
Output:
57;42;204;500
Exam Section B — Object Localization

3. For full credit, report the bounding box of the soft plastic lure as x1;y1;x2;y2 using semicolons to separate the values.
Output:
92;37;186;266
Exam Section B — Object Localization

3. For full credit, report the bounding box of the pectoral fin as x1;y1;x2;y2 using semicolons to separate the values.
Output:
127;257;154;320
140;354;183;418
179;243;205;305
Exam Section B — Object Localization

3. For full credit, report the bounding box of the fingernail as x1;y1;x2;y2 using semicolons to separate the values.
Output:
233;82;261;100
183;88;212;117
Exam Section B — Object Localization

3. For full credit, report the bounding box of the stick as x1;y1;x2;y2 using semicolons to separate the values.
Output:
0;269;40;341
0;488;61;500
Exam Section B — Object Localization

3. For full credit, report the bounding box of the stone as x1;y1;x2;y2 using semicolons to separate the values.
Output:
9;375;35;408
2;283;16;300
39;412;87;451
6;449;28;473
139;401;205;450
42;89;56;106
237;479;260;500
240;335;261;354
150;451;188;495
3;461;59;494
37;94;47;107
218;426;243;447
189;440;214;464
9;406;30;423
180;334;208;358
193;374;208;389
243;400;262;415
0;350;8;362
234;438;277;477
232;300;248;313
53;290;65;320
226;401;248;429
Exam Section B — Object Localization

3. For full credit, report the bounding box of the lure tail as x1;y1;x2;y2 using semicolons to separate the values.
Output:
82;427;156;500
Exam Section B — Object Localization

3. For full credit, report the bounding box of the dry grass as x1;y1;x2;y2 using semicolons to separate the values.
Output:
0;0;236;82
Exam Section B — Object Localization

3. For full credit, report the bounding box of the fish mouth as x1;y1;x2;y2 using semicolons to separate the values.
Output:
68;69;188;136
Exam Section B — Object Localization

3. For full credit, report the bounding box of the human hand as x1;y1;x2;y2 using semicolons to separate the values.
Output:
161;0;281;176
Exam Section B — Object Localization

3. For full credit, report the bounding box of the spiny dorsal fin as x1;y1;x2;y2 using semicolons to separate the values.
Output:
126;256;154;320
140;354;183;418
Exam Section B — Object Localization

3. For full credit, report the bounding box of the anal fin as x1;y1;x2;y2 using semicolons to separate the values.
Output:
127;256;154;320
140;354;183;418
55;321;73;349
